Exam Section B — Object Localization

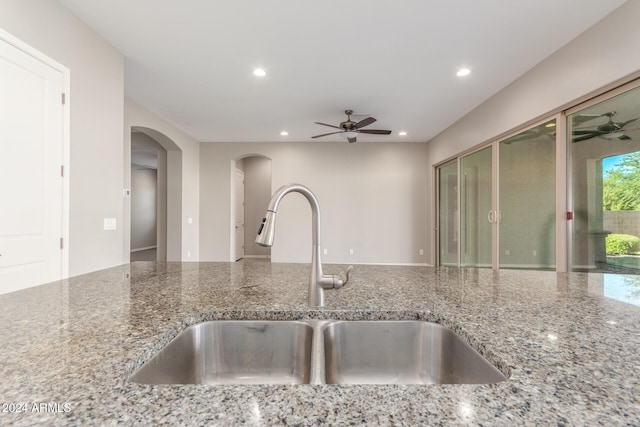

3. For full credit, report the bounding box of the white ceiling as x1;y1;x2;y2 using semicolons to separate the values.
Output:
57;0;627;143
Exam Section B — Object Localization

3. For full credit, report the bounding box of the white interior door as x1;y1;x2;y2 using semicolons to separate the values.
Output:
234;169;245;261
0;38;64;294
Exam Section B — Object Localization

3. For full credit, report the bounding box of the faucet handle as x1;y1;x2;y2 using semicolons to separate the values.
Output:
334;265;354;289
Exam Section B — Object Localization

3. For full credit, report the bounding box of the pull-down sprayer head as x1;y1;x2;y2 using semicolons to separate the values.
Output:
255;211;276;247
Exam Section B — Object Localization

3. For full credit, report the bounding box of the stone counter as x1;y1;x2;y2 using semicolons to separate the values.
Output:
0;262;639;425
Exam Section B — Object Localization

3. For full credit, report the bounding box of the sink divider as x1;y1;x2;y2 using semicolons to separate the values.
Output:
308;320;329;385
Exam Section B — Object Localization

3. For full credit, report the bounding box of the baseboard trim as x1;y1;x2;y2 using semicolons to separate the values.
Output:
499;263;556;269
131;245;157;253
345;262;432;267
268;261;432;267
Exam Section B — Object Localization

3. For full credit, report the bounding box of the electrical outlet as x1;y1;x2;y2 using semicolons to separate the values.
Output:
419;249;424;256
323;248;328;255
533;250;537;256
349;248;354;255
505;249;510;256
104;218;116;230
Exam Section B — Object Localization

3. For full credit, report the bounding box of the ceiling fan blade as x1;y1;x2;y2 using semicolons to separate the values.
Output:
572;130;601;135
572;133;600;143
314;122;342;130
621;117;639;128
354;117;376;129
617;134;632;140
572;113;607;126
311;131;343;138
348;137;357;143
502;130;539;143
358;129;392;135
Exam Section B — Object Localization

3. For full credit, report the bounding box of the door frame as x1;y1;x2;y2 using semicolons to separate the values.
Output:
233;168;245;261
0;28;70;279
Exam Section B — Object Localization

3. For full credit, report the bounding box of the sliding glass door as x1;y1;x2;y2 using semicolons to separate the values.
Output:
499;120;556;270
435;80;640;273
437;120;557;270
437;161;458;266
460;146;493;268
569;84;640;274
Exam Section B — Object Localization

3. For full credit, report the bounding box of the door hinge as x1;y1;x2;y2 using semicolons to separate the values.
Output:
62;93;66;105
60;238;64;249
61;165;64;177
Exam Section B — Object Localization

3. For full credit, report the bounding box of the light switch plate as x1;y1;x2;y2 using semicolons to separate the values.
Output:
104;218;117;230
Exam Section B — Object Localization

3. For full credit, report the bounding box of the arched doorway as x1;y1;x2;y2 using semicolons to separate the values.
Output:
129;126;182;262
231;155;272;261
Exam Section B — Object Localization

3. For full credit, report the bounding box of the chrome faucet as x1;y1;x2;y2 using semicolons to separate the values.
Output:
256;184;353;307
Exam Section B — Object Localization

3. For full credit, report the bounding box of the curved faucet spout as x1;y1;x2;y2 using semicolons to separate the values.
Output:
255;184;352;306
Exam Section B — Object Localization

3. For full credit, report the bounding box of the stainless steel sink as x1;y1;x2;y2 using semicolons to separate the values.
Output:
130;320;506;385
322;321;507;385
130;320;313;384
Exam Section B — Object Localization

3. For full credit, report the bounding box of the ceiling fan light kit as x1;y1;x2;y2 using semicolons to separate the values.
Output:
312;109;392;143
341;131;358;143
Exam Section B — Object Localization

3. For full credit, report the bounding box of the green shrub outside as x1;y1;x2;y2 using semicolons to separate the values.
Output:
606;234;640;255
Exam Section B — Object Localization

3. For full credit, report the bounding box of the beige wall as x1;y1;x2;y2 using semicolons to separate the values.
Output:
200;141;429;265
0;0;125;276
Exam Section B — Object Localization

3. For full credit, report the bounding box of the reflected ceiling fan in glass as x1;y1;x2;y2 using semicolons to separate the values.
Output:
501;121;556;144
572;112;640;142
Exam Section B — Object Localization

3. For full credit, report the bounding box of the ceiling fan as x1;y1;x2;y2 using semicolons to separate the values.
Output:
572;111;639;142
312;110;392;143
502;112;640;144
501;121;556;144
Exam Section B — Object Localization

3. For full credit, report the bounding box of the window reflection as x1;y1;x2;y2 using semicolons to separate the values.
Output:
570;85;640;274
604;275;640;306
500;120;556;270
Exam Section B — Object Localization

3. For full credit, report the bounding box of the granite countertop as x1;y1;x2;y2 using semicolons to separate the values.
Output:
0;261;639;426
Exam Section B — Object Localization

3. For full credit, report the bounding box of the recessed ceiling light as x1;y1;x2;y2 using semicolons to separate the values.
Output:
545;123;556;128
280;131;288;136
456;68;471;77
253;68;266;77
398;131;408;136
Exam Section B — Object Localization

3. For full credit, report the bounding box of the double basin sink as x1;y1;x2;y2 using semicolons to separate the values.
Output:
130;320;506;385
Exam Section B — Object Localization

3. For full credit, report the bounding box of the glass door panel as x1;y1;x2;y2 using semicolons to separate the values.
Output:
438;161;458;266
569;85;640;274
499;120;556;270
460;147;493;267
